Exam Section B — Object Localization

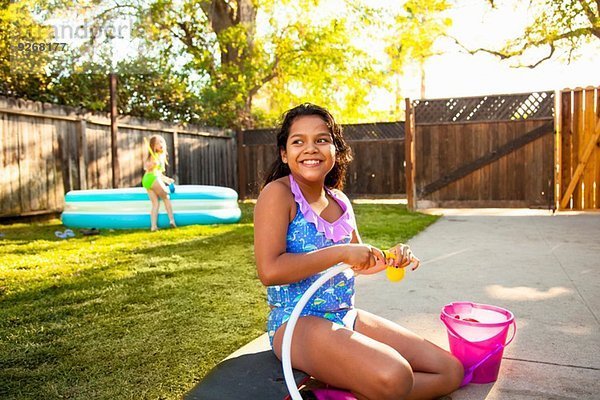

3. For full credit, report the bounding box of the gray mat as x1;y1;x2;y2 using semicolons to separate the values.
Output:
185;349;309;400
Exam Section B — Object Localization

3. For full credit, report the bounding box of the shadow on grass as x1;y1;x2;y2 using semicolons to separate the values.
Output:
1;223;255;302
0;222;265;399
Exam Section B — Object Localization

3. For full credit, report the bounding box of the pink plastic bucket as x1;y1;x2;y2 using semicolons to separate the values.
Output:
440;302;516;384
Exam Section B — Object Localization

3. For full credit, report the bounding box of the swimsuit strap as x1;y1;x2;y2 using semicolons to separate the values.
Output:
289;174;355;242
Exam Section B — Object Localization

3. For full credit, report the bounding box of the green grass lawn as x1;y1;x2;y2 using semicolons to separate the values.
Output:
0;202;438;399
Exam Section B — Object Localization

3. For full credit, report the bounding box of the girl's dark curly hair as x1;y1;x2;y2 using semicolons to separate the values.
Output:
262;103;353;190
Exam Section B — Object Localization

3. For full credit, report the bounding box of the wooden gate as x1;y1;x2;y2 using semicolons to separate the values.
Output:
556;87;600;210
406;92;556;208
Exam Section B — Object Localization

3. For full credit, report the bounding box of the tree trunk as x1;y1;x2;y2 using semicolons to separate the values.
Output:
419;57;426;99
201;0;257;128
201;0;256;65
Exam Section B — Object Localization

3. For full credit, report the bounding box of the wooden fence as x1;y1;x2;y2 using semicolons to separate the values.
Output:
556;87;600;210
0;96;235;218
5;88;595;217
407;91;556;208
237;122;406;199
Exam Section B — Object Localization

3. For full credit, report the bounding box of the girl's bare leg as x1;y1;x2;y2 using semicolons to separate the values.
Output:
354;309;463;400
146;189;160;231
272;316;414;400
151;180;176;227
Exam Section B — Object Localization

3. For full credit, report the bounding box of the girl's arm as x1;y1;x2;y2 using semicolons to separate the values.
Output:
349;229;388;275
335;190;418;275
254;181;380;286
339;191;388;275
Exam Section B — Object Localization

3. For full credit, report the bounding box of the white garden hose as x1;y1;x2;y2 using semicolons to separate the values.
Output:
281;263;350;400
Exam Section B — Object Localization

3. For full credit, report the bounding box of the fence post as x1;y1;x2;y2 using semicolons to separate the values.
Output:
405;98;416;210
109;73;120;188
554;90;562;211
77;118;87;190
172;129;179;183
236;129;247;199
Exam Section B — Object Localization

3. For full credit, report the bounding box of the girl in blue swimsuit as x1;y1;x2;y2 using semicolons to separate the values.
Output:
254;104;463;399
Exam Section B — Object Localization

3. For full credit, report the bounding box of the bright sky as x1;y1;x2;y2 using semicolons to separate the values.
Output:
403;0;600;100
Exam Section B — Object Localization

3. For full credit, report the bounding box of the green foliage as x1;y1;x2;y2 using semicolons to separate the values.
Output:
0;0;54;100
1;0;455;128
0;202;438;399
387;0;452;71
254;3;392;125
381;0;452;105
474;0;599;67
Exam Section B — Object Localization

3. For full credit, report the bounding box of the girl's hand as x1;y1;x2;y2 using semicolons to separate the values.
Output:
345;244;385;273
387;243;420;271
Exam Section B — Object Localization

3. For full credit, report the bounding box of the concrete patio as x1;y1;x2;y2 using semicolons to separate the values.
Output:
356;209;600;399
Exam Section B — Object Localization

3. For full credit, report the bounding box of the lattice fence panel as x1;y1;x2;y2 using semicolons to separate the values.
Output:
413;91;554;123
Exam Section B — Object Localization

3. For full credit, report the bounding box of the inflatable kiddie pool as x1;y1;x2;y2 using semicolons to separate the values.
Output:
61;185;241;229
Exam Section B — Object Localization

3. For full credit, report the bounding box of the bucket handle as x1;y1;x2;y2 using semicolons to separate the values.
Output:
460;343;505;387
440;314;517;350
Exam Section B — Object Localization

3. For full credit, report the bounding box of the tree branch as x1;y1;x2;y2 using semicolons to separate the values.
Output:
579;0;600;39
449;35;515;60
248;55;280;98
170;22;216;75
449;22;593;68
523;44;555;68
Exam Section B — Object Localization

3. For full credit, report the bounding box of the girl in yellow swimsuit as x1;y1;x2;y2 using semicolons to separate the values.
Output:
143;135;176;231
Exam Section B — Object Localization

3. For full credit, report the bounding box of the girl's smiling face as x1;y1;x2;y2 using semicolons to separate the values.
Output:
281;115;336;184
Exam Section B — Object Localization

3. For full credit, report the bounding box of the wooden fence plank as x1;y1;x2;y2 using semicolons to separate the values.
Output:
237;130;247;199
19;118;31;212
513;122;524;200
49;120;59;210
0;114;4;214
464;123;475;200
583;88;596;208
489;122;500;201
554;90;562;209
5;114;19;215
0;113;8;215
595;88;600;209
572;90;583;208
405;99;415;209
419;125;432;198
503;121;514;201
477;122;488;201
561;90;573;208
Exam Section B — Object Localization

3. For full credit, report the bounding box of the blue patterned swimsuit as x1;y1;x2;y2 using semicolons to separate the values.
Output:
266;175;357;347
